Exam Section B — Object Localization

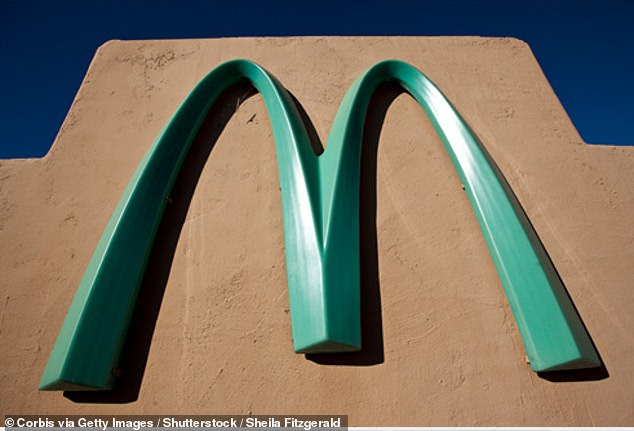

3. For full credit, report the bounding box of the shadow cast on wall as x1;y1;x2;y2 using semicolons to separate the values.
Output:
65;84;256;403
304;84;406;367
64;80;607;404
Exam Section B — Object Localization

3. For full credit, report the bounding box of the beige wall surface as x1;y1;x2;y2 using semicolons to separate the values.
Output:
1;36;633;425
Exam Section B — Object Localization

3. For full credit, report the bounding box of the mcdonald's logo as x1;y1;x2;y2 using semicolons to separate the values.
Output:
39;59;600;391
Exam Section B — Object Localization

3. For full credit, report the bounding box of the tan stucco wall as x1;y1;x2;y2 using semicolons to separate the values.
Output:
1;36;633;425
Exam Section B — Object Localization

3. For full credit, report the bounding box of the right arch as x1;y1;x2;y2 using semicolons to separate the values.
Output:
330;60;601;372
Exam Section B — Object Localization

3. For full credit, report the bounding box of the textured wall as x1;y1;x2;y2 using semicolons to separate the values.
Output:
1;37;633;425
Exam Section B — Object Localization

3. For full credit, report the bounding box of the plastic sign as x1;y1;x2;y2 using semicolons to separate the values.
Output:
40;60;600;391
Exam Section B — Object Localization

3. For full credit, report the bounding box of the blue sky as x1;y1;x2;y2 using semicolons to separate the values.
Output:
0;0;632;158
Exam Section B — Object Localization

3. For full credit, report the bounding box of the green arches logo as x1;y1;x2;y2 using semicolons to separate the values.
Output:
40;60;600;391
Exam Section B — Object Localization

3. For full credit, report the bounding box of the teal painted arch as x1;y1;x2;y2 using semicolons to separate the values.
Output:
39;59;600;391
